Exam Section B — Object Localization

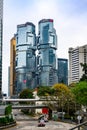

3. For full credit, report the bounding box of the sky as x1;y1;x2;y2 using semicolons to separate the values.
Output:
2;0;87;94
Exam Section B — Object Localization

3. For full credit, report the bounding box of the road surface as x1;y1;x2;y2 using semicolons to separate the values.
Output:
4;109;77;130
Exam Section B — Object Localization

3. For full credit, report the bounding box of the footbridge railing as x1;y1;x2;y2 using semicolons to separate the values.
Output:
69;121;87;130
12;104;48;109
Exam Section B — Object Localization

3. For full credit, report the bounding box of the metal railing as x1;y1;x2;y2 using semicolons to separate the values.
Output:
12;104;48;109
69;121;87;130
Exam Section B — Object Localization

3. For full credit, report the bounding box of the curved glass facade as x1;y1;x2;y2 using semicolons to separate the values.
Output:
15;22;36;94
12;19;58;95
37;19;58;86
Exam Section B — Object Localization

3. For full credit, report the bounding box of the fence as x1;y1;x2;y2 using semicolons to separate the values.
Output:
69;121;87;130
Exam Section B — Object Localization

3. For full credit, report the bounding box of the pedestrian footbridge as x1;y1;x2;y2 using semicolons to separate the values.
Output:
12;104;48;109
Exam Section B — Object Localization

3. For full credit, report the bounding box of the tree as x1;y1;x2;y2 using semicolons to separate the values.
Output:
37;86;53;97
37;86;54;119
5;105;12;115
37;84;76;118
19;88;34;114
38;84;73;111
71;81;87;106
68;82;77;88
80;63;87;81
51;83;73;111
19;88;33;104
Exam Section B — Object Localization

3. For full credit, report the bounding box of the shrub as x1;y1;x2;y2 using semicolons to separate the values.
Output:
5;105;12;115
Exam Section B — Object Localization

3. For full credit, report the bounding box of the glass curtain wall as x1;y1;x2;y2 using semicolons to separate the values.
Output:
15;22;36;94
37;19;58;86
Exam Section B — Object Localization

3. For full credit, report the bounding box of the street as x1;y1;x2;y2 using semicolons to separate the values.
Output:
4;120;76;130
4;109;77;130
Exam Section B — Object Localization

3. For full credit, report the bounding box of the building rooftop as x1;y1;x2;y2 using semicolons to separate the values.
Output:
17;22;35;28
39;19;53;24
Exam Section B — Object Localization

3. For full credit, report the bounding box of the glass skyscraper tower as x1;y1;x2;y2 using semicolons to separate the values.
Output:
37;19;58;86
58;58;68;85
10;19;58;96
0;0;3;95
15;22;36;94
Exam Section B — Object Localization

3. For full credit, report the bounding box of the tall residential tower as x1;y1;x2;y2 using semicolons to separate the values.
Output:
69;45;87;84
0;0;3;95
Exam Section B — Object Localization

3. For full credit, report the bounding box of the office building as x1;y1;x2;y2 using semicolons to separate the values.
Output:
10;19;58;96
0;0;3;95
58;58;68;85
68;45;87;84
15;22;36;94
10;37;16;96
37;19;58;86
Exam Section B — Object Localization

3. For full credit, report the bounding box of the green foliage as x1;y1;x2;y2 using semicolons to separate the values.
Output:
52;83;70;95
80;63;87;81
37;84;75;114
19;88;34;104
64;114;71;119
71;81;87;106
68;82;77;88
5;105;12;115
19;88;33;99
80;74;87;81
0;105;15;126
51;83;74;110
52;83;73;101
0;115;14;126
0;117;8;125
37;86;54;96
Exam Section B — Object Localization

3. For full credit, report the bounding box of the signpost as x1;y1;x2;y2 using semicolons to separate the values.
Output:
77;115;82;124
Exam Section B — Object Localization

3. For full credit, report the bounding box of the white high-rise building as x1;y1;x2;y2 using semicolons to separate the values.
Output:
68;45;87;84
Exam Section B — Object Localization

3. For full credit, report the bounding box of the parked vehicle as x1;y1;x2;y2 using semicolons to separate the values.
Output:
38;118;45;127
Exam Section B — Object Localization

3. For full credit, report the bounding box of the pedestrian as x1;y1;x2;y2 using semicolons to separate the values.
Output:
71;116;73;123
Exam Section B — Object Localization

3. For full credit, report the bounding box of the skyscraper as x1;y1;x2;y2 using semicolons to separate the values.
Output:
37;19;58;86
15;22;36;94
10;19;58;96
10;37;16;96
0;0;3;95
68;45;87;84
57;58;68;85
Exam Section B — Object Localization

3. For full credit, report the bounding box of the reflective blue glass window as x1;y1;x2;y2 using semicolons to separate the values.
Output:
18;51;26;67
42;24;49;43
49;49;53;63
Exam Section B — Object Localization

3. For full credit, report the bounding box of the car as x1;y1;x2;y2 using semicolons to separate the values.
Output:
38;123;45;127
38;114;48;122
38;118;45;127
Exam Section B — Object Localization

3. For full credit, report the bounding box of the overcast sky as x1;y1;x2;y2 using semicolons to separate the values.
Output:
2;0;87;94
